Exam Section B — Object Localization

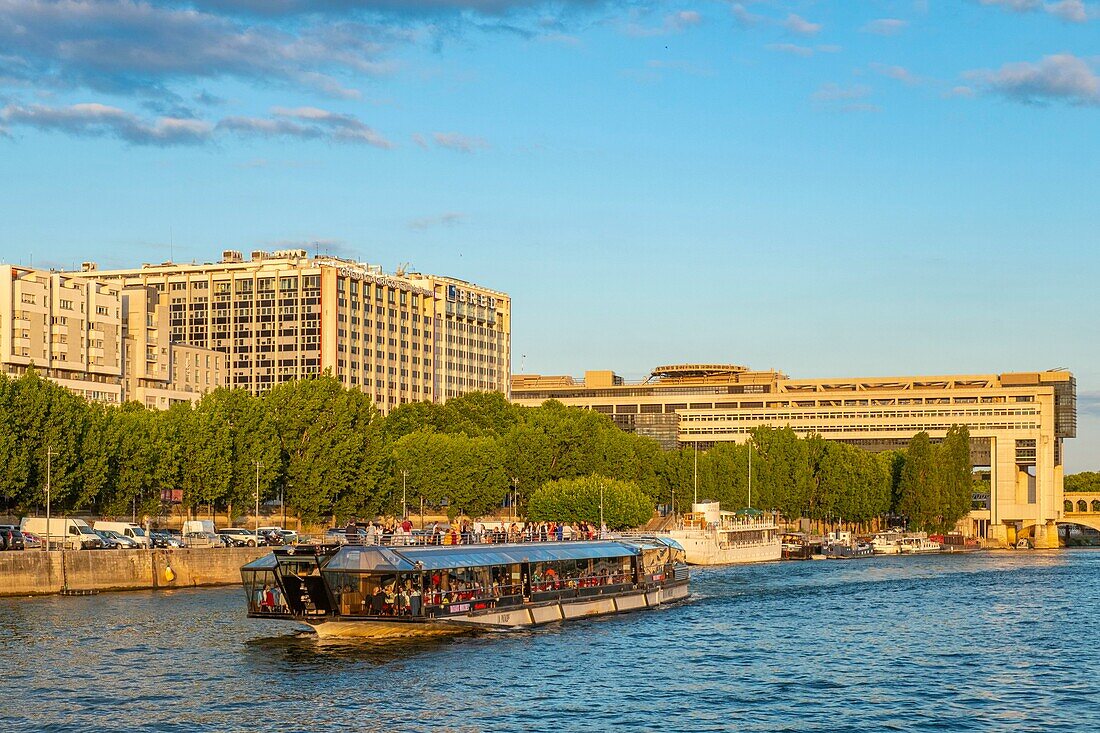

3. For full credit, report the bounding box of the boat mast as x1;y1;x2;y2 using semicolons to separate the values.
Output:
693;443;698;507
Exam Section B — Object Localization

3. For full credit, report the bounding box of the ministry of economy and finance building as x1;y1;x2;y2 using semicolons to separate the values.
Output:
0;251;1078;546
512;364;1077;548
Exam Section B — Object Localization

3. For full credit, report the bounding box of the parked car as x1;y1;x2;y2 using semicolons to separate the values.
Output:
149;531;181;549
99;529;141;549
94;529;122;549
182;531;221;549
21;530;42;549
0;525;25;551
217;528;262;547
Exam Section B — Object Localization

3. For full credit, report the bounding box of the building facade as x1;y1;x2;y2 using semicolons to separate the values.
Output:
512;364;1077;546
0;264;124;403
121;286;227;409
77;250;511;411
0;265;225;407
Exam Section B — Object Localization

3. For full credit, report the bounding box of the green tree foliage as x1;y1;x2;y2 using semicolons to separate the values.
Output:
897;432;939;530
527;475;654;529
1066;471;1100;493
936;425;973;531
0;370;985;530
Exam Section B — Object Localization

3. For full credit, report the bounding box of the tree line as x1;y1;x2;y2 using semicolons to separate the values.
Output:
0;369;979;531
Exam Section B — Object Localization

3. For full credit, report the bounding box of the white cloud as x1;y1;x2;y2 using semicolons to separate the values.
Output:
978;0;1094;23
0;102;212;145
861;18;909;35
783;13;821;35
625;10;703;37
432;131;489;152
870;63;920;85
766;43;814;57
811;83;872;102
967;53;1100;105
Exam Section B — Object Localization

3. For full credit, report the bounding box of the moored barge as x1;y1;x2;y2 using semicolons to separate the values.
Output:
242;538;690;638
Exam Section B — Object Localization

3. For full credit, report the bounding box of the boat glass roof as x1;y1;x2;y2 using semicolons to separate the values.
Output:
321;541;643;573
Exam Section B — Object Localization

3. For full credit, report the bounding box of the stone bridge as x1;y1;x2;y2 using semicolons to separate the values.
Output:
1061;492;1100;534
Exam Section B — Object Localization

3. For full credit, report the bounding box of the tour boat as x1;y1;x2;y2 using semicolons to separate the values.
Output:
898;535;943;554
241;538;690;639
661;501;782;566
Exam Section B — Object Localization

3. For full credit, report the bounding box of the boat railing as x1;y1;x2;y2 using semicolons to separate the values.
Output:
333;530;604;547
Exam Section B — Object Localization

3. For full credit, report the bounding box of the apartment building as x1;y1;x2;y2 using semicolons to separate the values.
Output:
121;286;227;409
78;249;511;411
512;363;1077;546
0;264;224;407
0;264;124;403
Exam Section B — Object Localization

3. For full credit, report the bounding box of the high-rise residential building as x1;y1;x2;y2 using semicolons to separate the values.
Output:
121;285;228;409
76;249;511;410
512;363;1077;546
0;264;225;407
0;264;124;403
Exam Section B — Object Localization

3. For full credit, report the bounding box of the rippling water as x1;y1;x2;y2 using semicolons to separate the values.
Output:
3;550;1099;732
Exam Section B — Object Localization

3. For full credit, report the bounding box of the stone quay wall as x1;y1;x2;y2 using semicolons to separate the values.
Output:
0;547;268;597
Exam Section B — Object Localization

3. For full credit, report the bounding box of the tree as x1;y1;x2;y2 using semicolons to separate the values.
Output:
527;475;654;529
936;424;973;531
897;432;938;530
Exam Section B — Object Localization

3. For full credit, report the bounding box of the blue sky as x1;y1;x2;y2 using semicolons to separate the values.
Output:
1;0;1098;470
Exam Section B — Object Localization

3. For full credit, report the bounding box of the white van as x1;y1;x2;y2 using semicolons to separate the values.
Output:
182;520;216;536
93;521;150;547
20;517;105;550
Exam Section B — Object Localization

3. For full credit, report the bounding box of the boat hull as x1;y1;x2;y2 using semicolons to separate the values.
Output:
302;581;690;639
667;532;782;566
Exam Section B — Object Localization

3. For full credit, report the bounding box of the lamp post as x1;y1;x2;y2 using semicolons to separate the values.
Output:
599;481;605;538
693;443;698;507
253;460;262;545
44;447;56;552
401;469;408;520
747;435;753;510
511;477;519;522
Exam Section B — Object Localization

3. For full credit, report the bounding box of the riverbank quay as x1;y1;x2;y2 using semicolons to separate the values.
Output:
0;547;266;597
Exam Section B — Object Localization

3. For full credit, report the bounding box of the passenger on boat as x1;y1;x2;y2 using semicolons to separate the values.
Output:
370;586;386;615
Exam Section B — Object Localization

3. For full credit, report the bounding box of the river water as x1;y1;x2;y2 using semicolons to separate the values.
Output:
3;550;1099;732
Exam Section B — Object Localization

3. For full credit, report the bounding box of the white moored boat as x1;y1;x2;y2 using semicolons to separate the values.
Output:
662;501;782;566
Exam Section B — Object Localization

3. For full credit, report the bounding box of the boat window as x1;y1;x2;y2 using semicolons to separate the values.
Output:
529;557;632;594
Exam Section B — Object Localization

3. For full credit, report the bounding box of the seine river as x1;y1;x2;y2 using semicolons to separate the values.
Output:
3;550;1099;732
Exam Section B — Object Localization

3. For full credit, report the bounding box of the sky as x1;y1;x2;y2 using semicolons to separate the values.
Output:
0;0;1097;470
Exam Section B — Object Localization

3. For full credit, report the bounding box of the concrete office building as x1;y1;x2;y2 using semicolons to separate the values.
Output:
0;264;225;407
512;364;1077;546
76;249;511;411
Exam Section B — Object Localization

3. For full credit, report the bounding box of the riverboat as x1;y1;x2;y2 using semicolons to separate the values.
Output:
871;530;904;555
241;538;690;639
898;535;943;554
822;530;874;559
661;501;782;566
781;532;820;561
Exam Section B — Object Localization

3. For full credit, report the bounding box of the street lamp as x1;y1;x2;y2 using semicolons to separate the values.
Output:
599;481;605;538
254;460;263;545
511;477;519;522
44;447;56;552
401;469;408;520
